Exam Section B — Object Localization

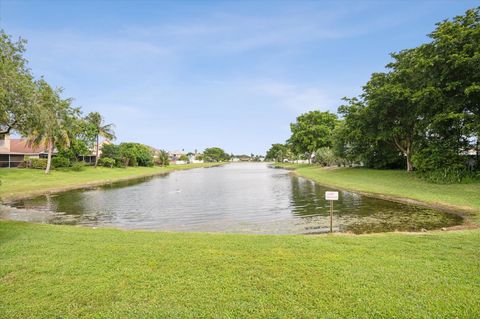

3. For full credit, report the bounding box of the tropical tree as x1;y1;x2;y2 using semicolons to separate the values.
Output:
203;147;229;162
85;112;115;167
0;29;37;135
288;111;338;163
27;81;73;173
156;149;170;166
265;143;287;162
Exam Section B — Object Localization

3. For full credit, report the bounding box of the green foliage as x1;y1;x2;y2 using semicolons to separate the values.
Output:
100;144;119;161
57;139;90;163
155;150;170;166
265;144;287;162
179;154;189;162
99;157;115;168
51;156;70;168
416;168;480;184
333;8;480;177
314;147;337;166
203;147;230;162
288;111;338;160
85;112;115;166
70;161;86;172
27;158;47;169
0;30;37;135
101;143;154;167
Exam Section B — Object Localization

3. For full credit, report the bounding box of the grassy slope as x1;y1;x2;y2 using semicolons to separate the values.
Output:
276;164;480;223
0;221;479;318
0;163;220;202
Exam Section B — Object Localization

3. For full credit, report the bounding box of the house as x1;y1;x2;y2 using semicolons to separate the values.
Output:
0;134;53;168
0;133;113;167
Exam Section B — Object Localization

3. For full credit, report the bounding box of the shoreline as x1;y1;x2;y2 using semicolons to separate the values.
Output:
0;163;224;204
1;162;476;235
271;163;478;231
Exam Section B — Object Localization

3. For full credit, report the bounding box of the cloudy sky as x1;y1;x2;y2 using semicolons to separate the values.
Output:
0;0;477;154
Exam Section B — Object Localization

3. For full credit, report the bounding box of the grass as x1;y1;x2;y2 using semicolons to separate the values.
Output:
1;163;480;317
0;221;479;318
0;163;221;202
275;163;480;223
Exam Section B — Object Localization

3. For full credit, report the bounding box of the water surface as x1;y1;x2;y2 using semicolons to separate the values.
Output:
2;163;462;234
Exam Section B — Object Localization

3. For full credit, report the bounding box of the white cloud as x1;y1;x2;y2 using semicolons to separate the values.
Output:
252;81;337;113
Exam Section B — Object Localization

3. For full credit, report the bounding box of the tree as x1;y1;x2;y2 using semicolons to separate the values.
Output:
337;97;405;169
85;112;115;167
27;81;73;173
361;69;420;171
288;111;338;163
0;30;37;135
203;147;229;162
265;143;287;162
156;149;170;166
315;147;337;166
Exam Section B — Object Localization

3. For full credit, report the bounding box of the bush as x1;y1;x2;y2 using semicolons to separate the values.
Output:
29;158;47;169
155;150;170;166
416;168;480;184
70;161;86;172
52;156;71;168
99;157;115;168
315;147;337;166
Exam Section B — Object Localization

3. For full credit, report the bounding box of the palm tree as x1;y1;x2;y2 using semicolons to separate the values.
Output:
27;81;71;174
85;112;115;167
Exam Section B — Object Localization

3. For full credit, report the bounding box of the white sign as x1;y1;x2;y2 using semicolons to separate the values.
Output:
325;191;339;201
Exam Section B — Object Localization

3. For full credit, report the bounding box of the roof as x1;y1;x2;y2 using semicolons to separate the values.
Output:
9;139;48;154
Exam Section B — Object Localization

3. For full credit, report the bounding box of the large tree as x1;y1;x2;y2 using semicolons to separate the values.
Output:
0;30;37;135
27;81;73;173
203;147;229;162
85;112;115;167
288;111;337;163
265;143;287;162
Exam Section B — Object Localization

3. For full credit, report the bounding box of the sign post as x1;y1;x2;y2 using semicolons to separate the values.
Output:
325;191;339;233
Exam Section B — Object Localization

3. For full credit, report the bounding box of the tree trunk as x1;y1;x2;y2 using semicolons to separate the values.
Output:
45;139;53;174
95;134;99;167
406;155;413;172
476;138;479;169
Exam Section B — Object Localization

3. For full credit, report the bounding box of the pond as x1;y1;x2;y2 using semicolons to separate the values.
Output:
2;163;462;234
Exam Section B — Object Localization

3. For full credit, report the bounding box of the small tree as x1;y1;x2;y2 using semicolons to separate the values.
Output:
27;81;72;174
288;111;338;163
156;150;170;166
85;112;115;167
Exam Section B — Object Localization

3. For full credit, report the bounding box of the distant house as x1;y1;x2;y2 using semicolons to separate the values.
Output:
0;133;113;167
0;134;53;168
168;150;186;162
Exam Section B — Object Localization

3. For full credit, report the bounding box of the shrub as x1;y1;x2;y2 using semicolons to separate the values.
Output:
29;158;47;169
70;161;86;172
99;157;115;168
315;147;337;166
416;168;480;184
52;156;71;168
155;150;170;166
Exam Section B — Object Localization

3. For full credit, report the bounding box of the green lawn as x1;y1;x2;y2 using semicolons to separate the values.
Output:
1;164;480;318
275;163;480;223
0;221;479;318
0;163;221;202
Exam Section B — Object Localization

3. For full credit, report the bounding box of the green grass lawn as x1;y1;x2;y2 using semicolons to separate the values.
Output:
0;221;479;318
0;163;220;202
275;163;480;223
1;163;480;318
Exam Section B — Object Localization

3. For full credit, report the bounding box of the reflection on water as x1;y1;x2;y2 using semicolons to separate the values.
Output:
2;163;462;234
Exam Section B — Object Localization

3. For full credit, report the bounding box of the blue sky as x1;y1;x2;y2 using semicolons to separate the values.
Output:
0;0;477;154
